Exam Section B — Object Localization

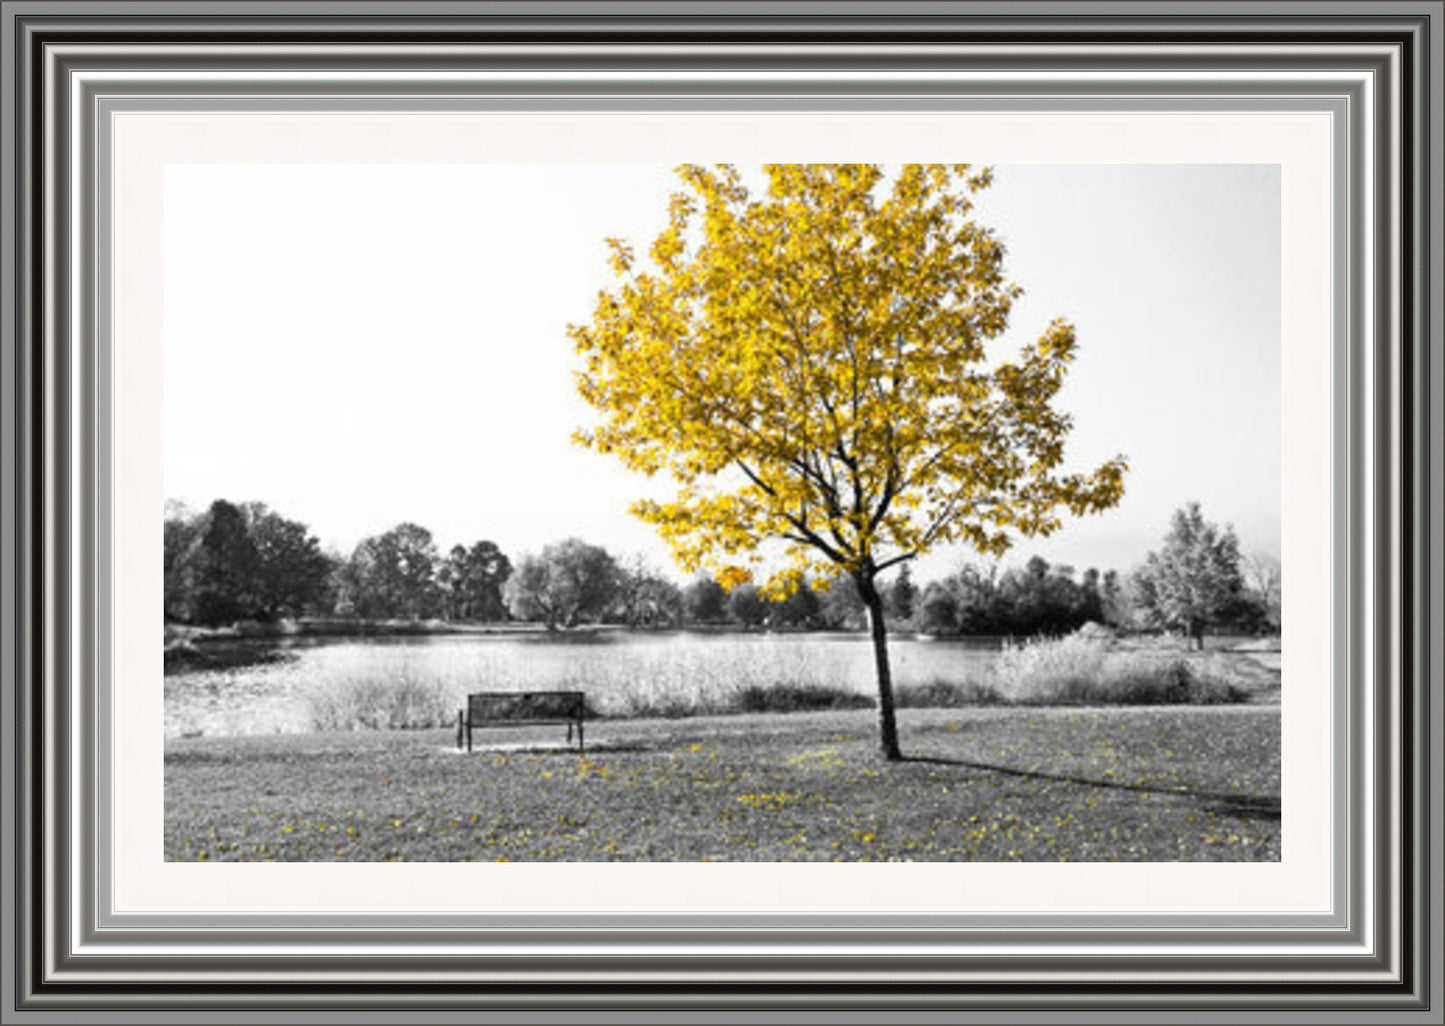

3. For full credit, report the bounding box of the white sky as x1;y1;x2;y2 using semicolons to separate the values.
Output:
164;163;1280;580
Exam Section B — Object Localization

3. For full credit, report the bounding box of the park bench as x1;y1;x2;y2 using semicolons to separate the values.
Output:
457;690;586;753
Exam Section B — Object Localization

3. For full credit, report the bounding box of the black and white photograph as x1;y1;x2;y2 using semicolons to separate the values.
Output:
162;159;1283;864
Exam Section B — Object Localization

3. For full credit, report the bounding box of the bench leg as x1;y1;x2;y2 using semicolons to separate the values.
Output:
578;719;585;753
456;710;464;751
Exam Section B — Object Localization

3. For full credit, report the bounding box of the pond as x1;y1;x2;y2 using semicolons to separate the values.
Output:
163;631;1005;739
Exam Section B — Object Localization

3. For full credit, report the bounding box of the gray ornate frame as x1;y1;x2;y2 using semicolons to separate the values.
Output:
1;1;1440;1020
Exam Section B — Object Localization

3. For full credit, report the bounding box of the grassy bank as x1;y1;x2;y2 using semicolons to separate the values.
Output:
166;704;1280;862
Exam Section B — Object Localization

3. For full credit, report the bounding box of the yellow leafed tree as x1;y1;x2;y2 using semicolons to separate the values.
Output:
571;164;1127;760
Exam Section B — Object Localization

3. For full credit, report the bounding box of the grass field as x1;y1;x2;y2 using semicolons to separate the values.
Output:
165;704;1281;862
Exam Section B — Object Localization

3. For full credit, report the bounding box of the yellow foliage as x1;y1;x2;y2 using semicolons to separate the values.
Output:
571;164;1127;595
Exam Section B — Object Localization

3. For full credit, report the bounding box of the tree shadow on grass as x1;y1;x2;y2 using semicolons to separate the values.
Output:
902;755;1281;821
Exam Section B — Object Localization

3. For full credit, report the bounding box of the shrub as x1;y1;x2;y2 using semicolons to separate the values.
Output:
893;680;1002;708
992;632;1249;706
305;672;454;731
302;656;459;734
1181;672;1250;705
605;675;735;719
736;682;874;713
1073;621;1115;642
994;633;1108;701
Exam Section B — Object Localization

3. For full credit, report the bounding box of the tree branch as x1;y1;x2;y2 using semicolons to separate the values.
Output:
872;551;917;574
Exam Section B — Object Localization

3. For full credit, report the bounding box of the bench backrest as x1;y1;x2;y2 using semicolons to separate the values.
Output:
468;691;584;723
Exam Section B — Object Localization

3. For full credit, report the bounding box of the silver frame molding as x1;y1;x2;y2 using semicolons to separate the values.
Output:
1;2;1440;1021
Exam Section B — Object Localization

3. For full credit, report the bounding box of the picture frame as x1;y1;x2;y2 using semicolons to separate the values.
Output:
2;1;1439;1020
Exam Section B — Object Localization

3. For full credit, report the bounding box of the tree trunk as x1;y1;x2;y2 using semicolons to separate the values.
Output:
857;575;903;762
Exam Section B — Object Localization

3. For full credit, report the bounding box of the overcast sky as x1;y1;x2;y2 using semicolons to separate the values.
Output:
164;163;1280;580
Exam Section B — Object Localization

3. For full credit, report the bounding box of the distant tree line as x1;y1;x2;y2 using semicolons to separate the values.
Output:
165;500;513;628
912;558;1124;638
165;498;1280;643
911;506;1279;644
165;500;336;625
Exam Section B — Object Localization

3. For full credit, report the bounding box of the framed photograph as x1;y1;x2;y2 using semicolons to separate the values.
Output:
3;1;1439;1020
